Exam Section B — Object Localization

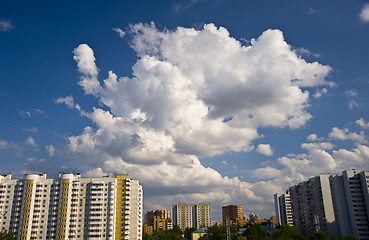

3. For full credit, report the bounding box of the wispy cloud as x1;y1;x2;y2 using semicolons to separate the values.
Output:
173;0;203;13
359;3;369;23
112;28;125;38
45;145;55;157
346;90;359;109
0;19;15;32
22;126;38;133
19;108;46;118
0;139;9;149
307;7;317;15
293;47;320;58
313;88;328;98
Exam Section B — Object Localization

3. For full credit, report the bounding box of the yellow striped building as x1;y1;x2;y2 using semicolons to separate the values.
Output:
0;173;142;240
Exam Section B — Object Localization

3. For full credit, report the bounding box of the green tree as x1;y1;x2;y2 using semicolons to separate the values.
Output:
341;235;358;240
199;225;226;240
0;230;17;240
184;227;196;240
172;225;183;235
307;231;330;240
270;225;305;240
234;236;247;240
242;224;268;240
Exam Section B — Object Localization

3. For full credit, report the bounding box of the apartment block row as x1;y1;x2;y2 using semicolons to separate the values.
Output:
171;203;212;231
0;173;143;240
275;169;369;240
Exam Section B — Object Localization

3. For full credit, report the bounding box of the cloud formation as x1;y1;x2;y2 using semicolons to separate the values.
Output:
256;144;273;156
0;139;9;148
25;137;37;147
356;118;369;129
68;23;332;215
55;96;75;109
0;19;15;32
329;127;366;143
359;3;369;23
45;145;55;157
113;28;125;38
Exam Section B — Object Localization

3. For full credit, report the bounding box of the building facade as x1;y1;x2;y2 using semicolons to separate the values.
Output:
145;210;172;232
275;169;369;240
274;190;293;227
0;173;142;240
288;174;337;235
171;203;211;231
222;205;243;225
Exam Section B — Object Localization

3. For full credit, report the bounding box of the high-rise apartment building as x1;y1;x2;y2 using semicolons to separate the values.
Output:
288;174;336;235
275;169;369;240
171;203;211;231
222;205;243;225
274;190;293;227
195;202;211;229
146;210;172;231
0;173;142;240
331;169;369;239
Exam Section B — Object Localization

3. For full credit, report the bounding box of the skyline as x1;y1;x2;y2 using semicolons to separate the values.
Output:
1;0;369;220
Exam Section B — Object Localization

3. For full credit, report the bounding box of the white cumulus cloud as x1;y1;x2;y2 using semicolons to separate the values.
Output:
55;96;75;109
329;127;366;143
256;144;273;156
73;44;101;95
66;23;333;216
356;118;369;129
25;137;37;147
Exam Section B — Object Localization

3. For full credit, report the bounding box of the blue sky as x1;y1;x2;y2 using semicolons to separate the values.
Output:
1;0;369;220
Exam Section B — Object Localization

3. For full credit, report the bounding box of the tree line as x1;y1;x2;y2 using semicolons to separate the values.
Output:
143;224;358;240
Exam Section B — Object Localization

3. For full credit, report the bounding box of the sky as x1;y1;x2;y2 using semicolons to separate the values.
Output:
1;0;369;221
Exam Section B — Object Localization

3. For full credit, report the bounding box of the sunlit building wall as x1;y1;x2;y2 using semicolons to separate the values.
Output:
0;173;142;240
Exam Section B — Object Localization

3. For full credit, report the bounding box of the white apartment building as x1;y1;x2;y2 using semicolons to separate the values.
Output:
0;173;142;240
171;203;211;231
276;169;369;240
288;174;337;236
339;170;369;239
274;190;293;227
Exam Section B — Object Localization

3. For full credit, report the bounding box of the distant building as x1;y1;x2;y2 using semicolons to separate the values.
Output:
275;169;369;239
222;205;243;225
171;203;211;231
146;209;172;232
191;227;208;240
0;173;143;240
143;224;153;235
274;190;293;227
195;202;212;229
